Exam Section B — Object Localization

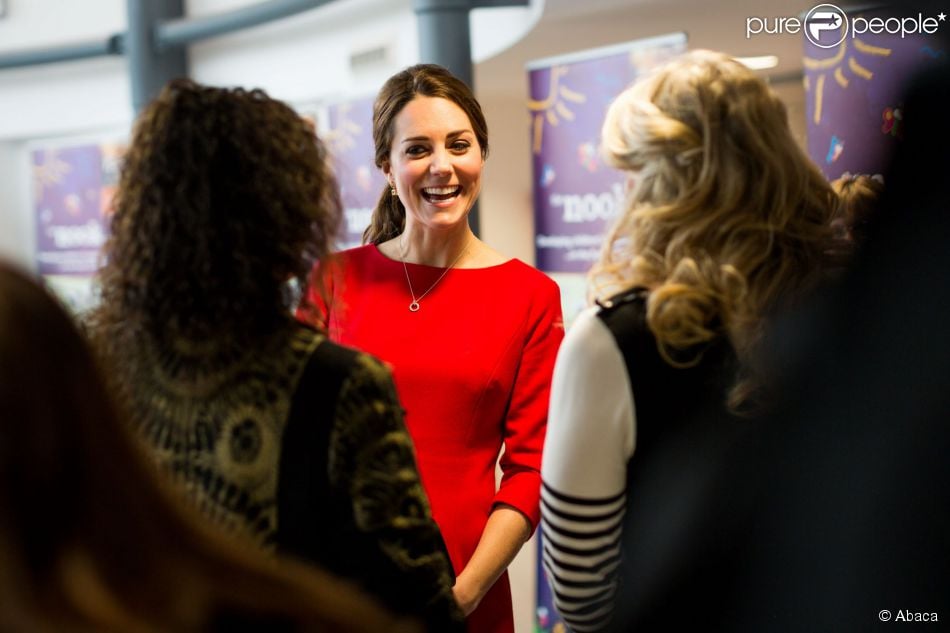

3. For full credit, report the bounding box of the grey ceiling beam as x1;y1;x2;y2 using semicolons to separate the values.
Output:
0;0;340;111
156;0;335;50
0;35;124;70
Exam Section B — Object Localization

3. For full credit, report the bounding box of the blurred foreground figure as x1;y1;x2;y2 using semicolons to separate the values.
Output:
726;59;950;632
87;79;461;631
0;262;417;633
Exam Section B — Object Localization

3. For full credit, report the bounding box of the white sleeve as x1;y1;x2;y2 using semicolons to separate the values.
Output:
541;306;636;632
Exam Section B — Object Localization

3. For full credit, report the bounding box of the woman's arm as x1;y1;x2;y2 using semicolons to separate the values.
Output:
456;279;564;614
452;505;532;615
540;307;636;632
492;278;564;526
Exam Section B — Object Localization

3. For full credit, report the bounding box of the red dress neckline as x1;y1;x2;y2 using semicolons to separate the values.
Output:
367;243;518;272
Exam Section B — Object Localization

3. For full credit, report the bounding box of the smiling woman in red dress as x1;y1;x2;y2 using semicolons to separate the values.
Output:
300;64;564;633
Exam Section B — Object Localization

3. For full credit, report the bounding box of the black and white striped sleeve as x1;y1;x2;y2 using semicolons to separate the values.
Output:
541;307;636;632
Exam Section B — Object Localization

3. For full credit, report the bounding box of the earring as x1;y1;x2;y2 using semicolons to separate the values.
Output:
390;186;397;197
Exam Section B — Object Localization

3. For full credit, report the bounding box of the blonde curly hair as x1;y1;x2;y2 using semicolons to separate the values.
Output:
594;50;838;411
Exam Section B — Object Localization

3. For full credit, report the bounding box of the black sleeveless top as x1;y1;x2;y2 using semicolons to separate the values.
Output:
595;289;749;632
594;288;738;469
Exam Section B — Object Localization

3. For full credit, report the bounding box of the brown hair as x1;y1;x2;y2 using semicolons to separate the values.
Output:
830;173;883;246
0;263;416;632
363;64;489;244
91;79;341;349
595;50;838;412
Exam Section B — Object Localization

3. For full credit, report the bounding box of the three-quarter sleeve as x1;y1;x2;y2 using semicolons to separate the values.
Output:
328;353;465;633
540;307;636;632
493;279;564;529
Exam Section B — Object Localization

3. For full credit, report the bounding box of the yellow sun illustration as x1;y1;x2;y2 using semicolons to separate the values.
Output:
804;37;892;125
527;66;587;155
32;150;72;202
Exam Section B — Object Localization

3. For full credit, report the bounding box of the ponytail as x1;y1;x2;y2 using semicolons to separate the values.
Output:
362;186;405;244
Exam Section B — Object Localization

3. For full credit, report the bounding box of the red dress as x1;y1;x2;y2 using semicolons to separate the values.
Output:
303;244;563;633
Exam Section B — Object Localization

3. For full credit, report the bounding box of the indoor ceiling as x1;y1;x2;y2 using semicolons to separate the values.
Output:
476;0;828;95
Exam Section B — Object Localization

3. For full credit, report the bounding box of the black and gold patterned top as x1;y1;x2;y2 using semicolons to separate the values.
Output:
111;322;463;632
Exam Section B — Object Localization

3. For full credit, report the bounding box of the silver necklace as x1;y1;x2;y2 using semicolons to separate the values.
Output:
401;242;469;312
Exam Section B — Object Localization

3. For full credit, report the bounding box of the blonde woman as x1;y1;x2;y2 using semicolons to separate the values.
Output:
540;50;838;632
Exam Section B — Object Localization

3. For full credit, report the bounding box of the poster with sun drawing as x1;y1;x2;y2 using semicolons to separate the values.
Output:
31;139;124;314
527;33;686;277
804;6;946;180
324;96;386;250
527;33;687;633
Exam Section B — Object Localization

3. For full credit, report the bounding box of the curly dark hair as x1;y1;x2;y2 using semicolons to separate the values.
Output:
91;79;341;345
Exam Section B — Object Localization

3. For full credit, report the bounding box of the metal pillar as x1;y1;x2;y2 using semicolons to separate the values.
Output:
412;0;529;88
126;0;187;113
414;0;474;88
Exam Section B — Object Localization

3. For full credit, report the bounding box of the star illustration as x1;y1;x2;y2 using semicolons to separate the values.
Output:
939;12;946;21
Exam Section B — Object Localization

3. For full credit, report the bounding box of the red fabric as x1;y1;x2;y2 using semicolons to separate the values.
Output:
301;244;563;633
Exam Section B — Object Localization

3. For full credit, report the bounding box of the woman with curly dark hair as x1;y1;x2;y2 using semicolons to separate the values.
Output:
88;79;463;632
0;261;415;633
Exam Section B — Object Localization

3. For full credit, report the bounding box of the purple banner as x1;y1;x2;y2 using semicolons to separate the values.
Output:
324;96;387;250
528;34;687;274
32;144;110;275
535;535;564;633
804;7;946;179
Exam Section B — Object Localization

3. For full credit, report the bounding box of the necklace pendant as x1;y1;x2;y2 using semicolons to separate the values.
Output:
409;301;420;312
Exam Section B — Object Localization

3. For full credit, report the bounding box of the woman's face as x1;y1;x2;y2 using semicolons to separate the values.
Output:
384;96;484;234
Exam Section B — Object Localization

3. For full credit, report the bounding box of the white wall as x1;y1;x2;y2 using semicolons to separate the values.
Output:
0;0;544;265
0;140;32;268
0;0;131;140
0;0;421;268
479;91;536;265
188;0;417;103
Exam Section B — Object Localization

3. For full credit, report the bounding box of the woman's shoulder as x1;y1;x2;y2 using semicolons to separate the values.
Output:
320;245;392;289
330;243;378;265
587;288;653;348
495;258;561;297
562;305;624;354
596;286;649;311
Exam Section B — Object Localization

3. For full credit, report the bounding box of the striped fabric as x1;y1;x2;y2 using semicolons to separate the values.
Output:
541;482;626;632
541;307;635;631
